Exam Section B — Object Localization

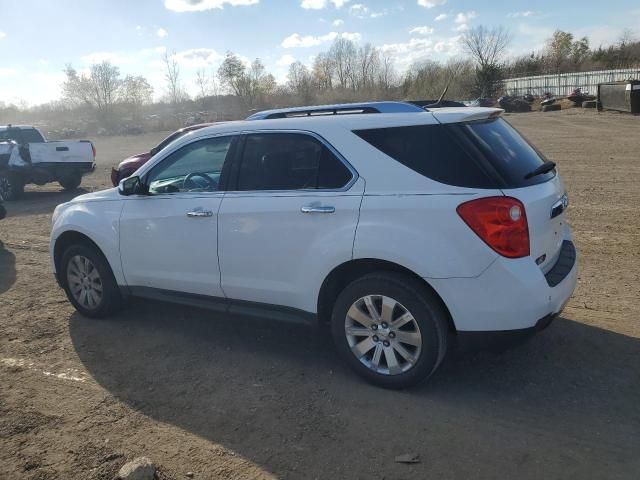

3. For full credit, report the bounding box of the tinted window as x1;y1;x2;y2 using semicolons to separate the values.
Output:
354;124;495;188
147;136;232;194
21;129;45;143
0;129;21;143
450;118;553;187
237;133;352;191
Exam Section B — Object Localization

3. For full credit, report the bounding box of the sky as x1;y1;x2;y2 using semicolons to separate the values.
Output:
0;0;638;105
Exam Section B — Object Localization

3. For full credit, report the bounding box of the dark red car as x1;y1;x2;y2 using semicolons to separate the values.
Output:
110;123;215;186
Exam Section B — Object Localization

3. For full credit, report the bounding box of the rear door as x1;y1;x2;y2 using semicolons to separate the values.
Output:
218;131;363;312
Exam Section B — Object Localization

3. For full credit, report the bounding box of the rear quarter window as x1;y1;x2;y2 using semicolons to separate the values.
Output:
353;124;495;189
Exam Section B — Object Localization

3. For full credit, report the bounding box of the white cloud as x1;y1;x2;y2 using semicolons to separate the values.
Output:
0;68;17;77
455;11;476;24
281;31;360;47
409;26;434;35
454;23;468;32
156;27;168;38
434;13;447;21
164;0;259;12
277;54;297;66
341;32;361;41
333;19;344;26
0;31;6;39
301;0;349;9
417;0;447;8
173;48;223;67
349;3;387;18
81;51;133;65
507;11;534;18
282;32;337;47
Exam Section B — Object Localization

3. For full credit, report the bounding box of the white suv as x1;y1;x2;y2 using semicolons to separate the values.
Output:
50;102;577;388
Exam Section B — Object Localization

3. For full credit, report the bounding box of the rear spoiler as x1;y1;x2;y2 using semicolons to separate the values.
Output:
430;108;504;124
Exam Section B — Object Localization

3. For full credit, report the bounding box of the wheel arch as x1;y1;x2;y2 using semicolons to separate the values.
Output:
53;230;107;286
317;258;456;333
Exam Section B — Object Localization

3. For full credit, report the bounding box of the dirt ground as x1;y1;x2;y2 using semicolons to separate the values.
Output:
1;109;639;479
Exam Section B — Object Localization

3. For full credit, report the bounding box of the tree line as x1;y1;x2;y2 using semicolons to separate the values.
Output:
1;26;638;134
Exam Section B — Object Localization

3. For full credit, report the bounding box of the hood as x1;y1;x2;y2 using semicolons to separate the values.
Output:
70;187;122;204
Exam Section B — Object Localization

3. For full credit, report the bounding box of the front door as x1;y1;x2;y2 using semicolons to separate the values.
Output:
119;134;236;297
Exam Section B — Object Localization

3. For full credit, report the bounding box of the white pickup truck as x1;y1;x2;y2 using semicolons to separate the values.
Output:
0;125;96;200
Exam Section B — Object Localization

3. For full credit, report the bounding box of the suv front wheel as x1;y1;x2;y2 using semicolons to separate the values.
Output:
331;272;448;389
60;243;122;318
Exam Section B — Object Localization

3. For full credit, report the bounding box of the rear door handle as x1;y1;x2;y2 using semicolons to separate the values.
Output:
56;146;69;151
186;208;213;218
301;205;335;214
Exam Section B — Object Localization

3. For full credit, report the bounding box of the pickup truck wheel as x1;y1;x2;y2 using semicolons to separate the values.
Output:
60;244;122;318
331;272;448;389
58;172;82;191
0;173;24;201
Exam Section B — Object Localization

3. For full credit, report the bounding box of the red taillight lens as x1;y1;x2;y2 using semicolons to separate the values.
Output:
457;196;529;258
91;143;96;158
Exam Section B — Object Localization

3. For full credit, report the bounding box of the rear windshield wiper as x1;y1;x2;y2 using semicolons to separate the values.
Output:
524;161;556;180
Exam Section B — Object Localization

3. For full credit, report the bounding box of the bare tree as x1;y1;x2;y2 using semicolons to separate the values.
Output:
62;61;122;123
462;26;511;69
162;51;185;105
462;25;511;97
312;53;334;90
377;52;396;91
329;38;357;89
287;61;314;102
121;75;153;120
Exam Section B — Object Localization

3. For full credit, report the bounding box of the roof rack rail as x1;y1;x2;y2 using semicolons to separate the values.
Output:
246;101;425;120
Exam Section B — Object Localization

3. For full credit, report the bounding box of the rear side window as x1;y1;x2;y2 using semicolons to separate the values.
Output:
236;133;352;191
353;124;495;188
449;118;554;187
21;129;45;143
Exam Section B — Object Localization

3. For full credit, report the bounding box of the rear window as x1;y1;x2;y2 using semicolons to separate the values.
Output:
449;118;554;187
21;128;45;143
354;118;554;189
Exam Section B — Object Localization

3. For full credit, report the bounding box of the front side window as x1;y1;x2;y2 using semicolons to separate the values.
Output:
146;136;233;194
236;133;352;191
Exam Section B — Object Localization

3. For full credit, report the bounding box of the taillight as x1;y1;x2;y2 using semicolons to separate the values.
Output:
457;196;529;258
91;143;96;158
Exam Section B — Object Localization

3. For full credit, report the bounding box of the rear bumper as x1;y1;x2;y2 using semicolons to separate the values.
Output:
429;237;577;332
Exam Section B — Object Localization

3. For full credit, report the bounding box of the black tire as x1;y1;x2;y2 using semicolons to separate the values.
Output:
541;104;561;112
331;272;448;389
60;243;122;318
582;100;597;109
0;172;24;201
58;171;82;191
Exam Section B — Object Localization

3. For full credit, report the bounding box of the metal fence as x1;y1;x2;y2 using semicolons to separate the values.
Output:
502;68;640;97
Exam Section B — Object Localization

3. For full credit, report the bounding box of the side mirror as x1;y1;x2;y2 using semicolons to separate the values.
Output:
149;147;158;156
118;176;145;196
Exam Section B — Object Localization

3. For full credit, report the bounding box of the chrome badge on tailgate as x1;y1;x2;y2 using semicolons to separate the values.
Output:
551;194;569;219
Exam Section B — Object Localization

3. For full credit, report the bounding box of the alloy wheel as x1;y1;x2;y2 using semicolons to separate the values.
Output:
66;255;103;310
344;295;422;375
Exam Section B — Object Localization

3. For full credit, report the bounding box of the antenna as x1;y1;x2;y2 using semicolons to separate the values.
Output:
424;82;450;109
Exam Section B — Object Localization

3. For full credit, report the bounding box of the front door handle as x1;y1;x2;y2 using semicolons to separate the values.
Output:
186;208;213;218
301;205;335;214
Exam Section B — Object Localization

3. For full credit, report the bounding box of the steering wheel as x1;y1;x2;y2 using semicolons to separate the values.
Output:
182;172;218;191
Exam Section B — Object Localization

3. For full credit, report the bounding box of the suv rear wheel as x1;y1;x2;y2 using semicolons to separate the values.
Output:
331;272;448;388
60;244;122;318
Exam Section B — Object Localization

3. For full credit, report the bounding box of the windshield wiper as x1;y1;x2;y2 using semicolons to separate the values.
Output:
524;161;556;180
